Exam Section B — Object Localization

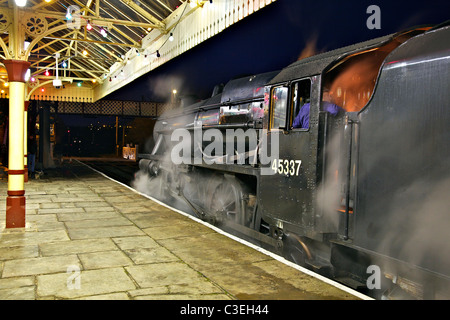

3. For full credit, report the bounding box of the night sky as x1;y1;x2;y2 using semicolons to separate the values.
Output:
105;0;450;103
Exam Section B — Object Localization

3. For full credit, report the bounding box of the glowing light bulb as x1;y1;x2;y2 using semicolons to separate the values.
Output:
82;49;88;56
66;12;72;20
45;70;50;76
86;22;92;31
15;0;27;7
169;33;174;41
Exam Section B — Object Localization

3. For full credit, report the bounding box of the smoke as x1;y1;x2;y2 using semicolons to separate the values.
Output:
315;133;344;232
131;167;171;202
130;107;203;212
298;34;322;61
147;74;185;102
377;172;450;277
132;169;158;196
353;104;450;292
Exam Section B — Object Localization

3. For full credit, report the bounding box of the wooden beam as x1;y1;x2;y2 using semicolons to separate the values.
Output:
42;36;138;48
35;67;104;73
35;9;164;30
120;0;164;26
31;31;77;53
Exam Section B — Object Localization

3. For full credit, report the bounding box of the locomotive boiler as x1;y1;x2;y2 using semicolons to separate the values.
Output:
137;22;450;299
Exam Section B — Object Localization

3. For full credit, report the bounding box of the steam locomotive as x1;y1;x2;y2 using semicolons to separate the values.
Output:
137;22;450;299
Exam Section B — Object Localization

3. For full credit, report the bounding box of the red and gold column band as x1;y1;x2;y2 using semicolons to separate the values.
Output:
8;190;25;196
8;169;25;175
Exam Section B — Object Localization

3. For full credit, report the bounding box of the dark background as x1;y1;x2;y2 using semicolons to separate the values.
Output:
105;0;450;103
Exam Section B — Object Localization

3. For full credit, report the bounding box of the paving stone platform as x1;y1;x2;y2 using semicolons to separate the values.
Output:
0;161;362;300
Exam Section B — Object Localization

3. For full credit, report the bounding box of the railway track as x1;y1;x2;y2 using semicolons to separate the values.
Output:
80;159;140;186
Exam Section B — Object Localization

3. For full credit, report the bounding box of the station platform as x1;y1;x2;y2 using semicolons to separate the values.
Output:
0;160;367;300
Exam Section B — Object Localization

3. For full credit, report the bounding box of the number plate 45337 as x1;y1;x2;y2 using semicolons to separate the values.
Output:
271;159;302;176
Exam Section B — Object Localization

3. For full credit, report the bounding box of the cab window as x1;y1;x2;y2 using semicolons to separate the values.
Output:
270;86;288;129
290;79;312;130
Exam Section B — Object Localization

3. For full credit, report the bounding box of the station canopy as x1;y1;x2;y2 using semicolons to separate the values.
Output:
23;0;182;80
0;0;278;103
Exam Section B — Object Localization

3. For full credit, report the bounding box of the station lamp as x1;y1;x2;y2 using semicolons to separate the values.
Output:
15;0;27;7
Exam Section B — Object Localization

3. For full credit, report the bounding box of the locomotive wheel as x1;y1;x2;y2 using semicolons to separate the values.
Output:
209;178;243;225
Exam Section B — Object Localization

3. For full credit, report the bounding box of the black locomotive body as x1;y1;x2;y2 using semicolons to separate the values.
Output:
138;24;450;299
